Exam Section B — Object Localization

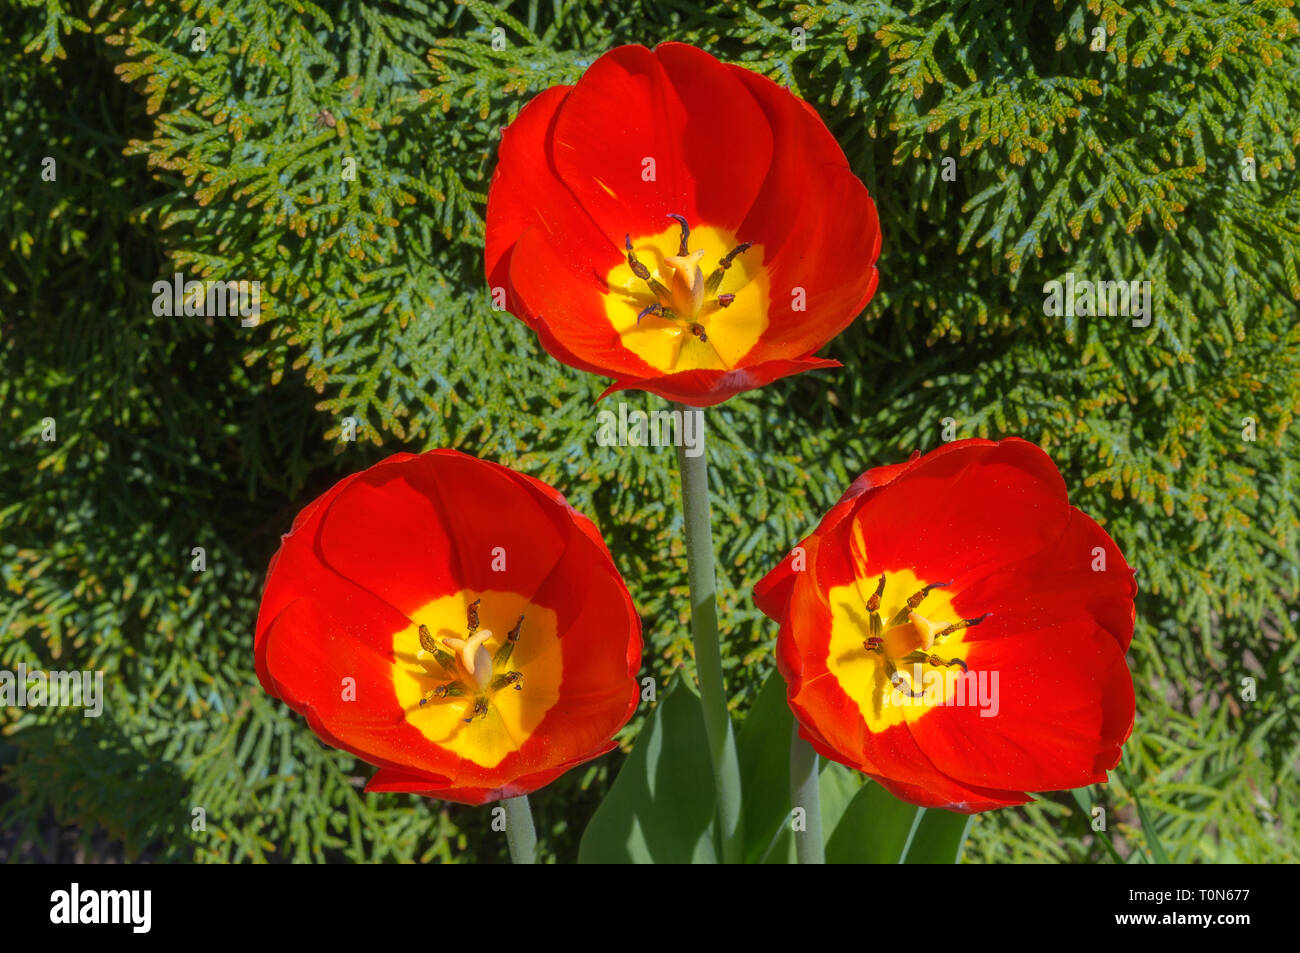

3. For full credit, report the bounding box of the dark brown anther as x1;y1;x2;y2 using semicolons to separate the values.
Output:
887;581;951;628
716;293;735;308
667;213;691;256
418;624;439;654
690;323;708;342
865;573;886;612
494;615;525;667
864;636;884;653
466;598;481;635
420;680;467;706
704;241;752;295
625;234;652;280
637;303;666;324
461;697;489;723
928;654;968;672
933;612;990;641
491;671;523;693
889;670;925;699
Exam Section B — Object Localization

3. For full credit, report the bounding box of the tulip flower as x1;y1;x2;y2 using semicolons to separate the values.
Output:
754;438;1137;813
255;450;642;807
485;42;881;407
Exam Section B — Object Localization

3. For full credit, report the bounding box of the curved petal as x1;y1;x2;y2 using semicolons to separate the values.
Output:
485;85;619;325
907;619;1136;792
550;43;774;243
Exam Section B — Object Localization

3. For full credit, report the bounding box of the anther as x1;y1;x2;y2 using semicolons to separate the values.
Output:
933;613;991;641
889;671;925;699
704;241;752;294
716;293;735;308
865;573;886;612
494;615;524;666
637;302;666;324
928;654;968;672
887;581;952;628
863;635;884;653
689;323;708;343
667;213;691;256
490;671;523;693
625;234;652;280
419;681;466;706
466;598;481;635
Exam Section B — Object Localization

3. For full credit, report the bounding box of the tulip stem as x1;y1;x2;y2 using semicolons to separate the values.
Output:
674;412;744;864
502;795;536;864
789;726;825;864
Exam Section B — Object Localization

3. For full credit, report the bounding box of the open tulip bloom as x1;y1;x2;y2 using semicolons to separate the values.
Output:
255;450;642;807
754;438;1138;813
485;42;882;406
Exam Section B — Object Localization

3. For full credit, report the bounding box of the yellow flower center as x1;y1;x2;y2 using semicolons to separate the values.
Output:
603;216;769;373
389;590;563;768
823;567;988;732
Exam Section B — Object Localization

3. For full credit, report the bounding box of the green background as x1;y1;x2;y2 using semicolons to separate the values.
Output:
2;0;1297;863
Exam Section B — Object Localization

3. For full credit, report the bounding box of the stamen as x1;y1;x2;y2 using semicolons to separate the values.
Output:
490;672;523;692
419;680;466;706
703;241;752;294
863;635;884;653
888;668;925;699
418;624;459;674
493;615;524;666
637;302;667;324
689;323;708;343
865;573;886;612
887;581;951;628
899;650;968;673
933;613;991;642
716;293;735;308
667;213;690;256
462;697;489;723
625;234;652;280
466;598;481;635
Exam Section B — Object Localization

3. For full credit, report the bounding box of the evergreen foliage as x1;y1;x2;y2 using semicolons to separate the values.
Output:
3;0;1297;862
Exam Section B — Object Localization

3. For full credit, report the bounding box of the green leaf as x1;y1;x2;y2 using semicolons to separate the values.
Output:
1070;786;1125;864
761;758;866;864
578;677;717;864
736;667;794;864
900;808;974;864
826;780;921;863
1121;771;1172;864
818;760;864;836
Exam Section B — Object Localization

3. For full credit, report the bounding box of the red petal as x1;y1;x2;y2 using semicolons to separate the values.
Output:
908;619;1136;792
598;356;842;407
550;43;774;242
485;85;618;324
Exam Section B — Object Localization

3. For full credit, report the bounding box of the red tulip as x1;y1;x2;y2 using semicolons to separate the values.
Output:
255;450;642;805
754;439;1137;812
485;42;881;407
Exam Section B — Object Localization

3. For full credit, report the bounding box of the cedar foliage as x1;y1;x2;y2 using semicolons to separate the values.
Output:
2;0;1297;863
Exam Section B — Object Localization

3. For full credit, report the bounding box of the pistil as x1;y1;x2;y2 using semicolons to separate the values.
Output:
623;214;752;344
858;574;989;697
417;599;526;723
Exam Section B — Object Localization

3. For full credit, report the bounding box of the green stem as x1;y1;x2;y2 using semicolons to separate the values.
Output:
502;795;536;864
789;724;825;864
675;410;744;864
